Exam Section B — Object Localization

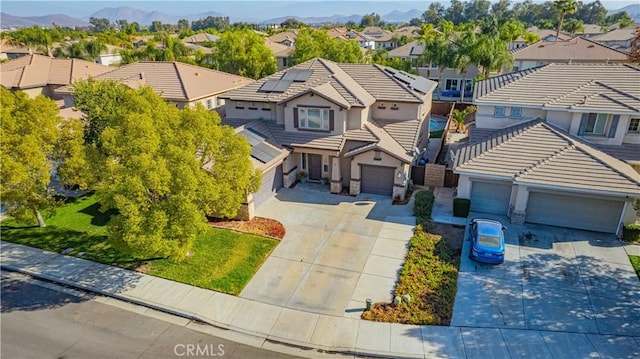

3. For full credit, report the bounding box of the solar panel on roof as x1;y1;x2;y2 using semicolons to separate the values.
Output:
394;72;415;84
411;77;432;94
281;69;312;82
259;79;279;92
246;127;267;139
272;80;293;93
241;130;264;146
251;143;281;164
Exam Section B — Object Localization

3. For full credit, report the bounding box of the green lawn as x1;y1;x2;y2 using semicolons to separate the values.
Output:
1;194;278;295
630;255;640;280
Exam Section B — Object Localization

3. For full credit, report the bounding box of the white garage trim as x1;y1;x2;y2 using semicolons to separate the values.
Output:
526;191;624;233
470;180;513;215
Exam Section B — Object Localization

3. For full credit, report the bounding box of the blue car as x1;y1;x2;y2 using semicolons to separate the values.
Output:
469;219;505;264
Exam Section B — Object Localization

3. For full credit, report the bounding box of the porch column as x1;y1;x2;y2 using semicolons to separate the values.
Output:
330;156;341;194
510;185;529;225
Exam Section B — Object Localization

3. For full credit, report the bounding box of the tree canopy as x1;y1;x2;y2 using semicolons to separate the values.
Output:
0;88;81;227
212;29;276;79
69;80;260;261
292;28;364;65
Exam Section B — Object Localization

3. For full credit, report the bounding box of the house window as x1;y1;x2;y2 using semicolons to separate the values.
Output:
494;106;506;117
373;150;382;161
206;99;213;110
629;118;640;133
298;108;330;130
216;98;224;107
262;102;270;111
282;57;288;67
585;113;610;135
509;107;522;118
301;152;307;170
248;102;257;110
445;79;459;91
235;101;244;109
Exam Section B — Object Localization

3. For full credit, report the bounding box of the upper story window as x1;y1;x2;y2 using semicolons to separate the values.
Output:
578;113;620;138
206;99;213;110
235;101;244;109
262;102;270;111
298;108;330;130
509;107;522;118
629;118;640;133
248;102;257;110
494;106;506;117
216;98;224;107
585;113;610;135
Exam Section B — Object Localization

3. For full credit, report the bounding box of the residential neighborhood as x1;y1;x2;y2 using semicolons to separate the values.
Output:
1;1;640;358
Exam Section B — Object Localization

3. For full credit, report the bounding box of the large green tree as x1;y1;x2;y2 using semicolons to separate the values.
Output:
419;22;456;91
70;80;260;261
293;28;363;65
212;29;276;79
0;88;81;227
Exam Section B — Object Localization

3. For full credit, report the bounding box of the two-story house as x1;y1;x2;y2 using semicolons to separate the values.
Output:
591;27;637;52
452;63;640;235
0;54;112;99
219;58;437;213
56;61;254;110
510;36;630;71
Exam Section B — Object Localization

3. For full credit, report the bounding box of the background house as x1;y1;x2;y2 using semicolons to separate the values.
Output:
220;58;437;214
0;54;111;98
510;37;630;71
56;61;254;110
452;63;640;234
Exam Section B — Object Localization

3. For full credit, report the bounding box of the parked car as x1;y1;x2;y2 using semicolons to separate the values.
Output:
469;219;505;264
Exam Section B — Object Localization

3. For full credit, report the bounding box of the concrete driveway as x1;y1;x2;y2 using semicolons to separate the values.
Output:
240;184;415;317
452;212;640;337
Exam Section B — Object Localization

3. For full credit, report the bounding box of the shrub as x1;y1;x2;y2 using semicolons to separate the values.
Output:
622;224;640;243
413;190;435;224
452;198;470;217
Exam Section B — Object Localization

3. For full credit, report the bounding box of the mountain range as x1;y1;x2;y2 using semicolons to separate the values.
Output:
1;2;638;29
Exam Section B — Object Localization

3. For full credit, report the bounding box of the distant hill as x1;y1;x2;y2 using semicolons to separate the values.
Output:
263;9;422;25
1;12;88;28
608;4;640;21
85;6;226;25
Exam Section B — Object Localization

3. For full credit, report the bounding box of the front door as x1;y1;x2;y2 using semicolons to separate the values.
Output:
308;154;322;180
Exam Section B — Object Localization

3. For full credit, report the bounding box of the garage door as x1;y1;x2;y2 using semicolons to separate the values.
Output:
470;181;512;215
361;165;395;196
526;192;624;233
253;164;283;208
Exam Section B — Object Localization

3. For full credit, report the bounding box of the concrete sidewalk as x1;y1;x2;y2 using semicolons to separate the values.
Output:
2;241;639;359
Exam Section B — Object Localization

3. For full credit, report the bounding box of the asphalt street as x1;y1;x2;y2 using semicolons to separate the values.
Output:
0;271;305;359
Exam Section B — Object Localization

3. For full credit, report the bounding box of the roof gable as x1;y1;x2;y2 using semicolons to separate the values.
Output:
454;120;640;195
474;63;640;114
511;37;629;61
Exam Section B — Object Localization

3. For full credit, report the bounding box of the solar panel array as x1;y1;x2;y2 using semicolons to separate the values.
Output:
281;69;313;82
259;79;293;93
384;67;432;94
240;129;282;164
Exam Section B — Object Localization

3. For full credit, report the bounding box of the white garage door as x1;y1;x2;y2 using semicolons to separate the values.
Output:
253;164;283;208
361;165;395;196
526;192;624;233
470;181;512;215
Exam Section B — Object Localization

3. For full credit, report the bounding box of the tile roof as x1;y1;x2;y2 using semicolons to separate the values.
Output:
592;27;637;42
264;38;294;57
182;33;219;44
473;66;543;98
220;58;433;106
359;27;394;42
392;26;421;38
372;119;421;151
454;120;640;196
58;61;254;102
579;24;605;35
474;63;640;114
326;28;367;42
0;54;111;89
593;143;640;163
267;30;298;44
511;37;629;62
387;40;425;58
521;28;573;42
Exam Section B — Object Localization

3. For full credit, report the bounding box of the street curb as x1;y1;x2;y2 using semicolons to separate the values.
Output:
0;264;409;359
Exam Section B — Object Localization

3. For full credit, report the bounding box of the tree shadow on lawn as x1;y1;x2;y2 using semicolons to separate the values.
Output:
78;202;118;227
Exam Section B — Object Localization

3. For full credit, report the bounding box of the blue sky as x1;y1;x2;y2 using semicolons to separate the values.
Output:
2;1;637;19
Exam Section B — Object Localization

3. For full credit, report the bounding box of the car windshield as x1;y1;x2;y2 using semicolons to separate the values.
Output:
477;234;501;248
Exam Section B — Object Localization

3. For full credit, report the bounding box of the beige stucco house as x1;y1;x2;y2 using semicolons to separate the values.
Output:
56;61;254;110
0;54;112;98
452;63;640;234
220;58;437;212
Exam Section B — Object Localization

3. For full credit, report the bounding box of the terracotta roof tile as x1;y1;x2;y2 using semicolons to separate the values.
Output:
512;37;629;62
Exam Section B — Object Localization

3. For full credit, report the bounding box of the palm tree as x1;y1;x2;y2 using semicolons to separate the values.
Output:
562;18;585;36
473;35;513;78
419;21;455;94
553;0;579;41
450;106;476;133
452;26;475;102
